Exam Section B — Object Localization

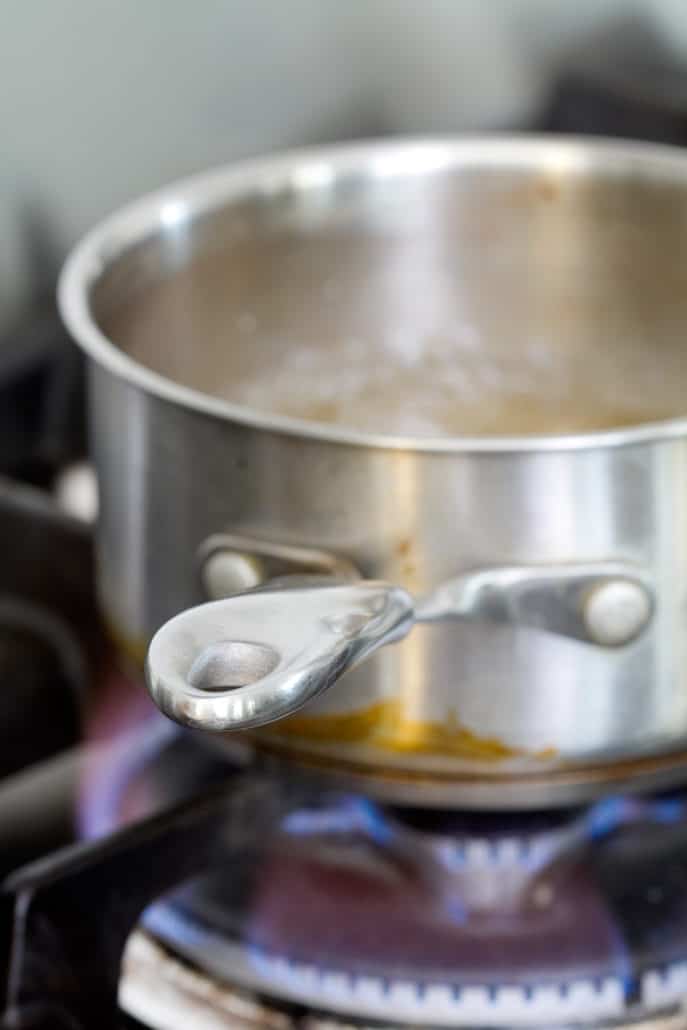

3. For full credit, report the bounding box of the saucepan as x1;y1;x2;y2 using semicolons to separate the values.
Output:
58;137;687;808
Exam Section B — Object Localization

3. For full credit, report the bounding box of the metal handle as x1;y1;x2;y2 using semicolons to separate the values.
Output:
415;562;653;647
145;562;654;733
146;581;414;731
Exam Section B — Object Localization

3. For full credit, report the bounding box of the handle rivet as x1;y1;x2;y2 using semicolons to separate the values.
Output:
583;580;652;647
201;551;264;599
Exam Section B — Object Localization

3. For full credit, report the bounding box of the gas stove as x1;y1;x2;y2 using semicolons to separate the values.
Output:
1;472;687;1030
91;724;687;1030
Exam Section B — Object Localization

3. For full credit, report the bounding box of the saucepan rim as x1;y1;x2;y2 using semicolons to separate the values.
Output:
58;134;687;455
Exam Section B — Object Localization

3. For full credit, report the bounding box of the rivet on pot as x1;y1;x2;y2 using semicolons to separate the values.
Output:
582;580;652;647
201;551;265;599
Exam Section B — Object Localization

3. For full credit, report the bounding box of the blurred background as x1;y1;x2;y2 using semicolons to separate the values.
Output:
3;0;687;487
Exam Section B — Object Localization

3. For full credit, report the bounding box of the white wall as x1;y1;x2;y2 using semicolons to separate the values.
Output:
1;0;686;326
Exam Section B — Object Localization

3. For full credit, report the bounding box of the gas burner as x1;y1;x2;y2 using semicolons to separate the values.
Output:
75;719;687;1029
121;931;687;1030
138;792;687;1027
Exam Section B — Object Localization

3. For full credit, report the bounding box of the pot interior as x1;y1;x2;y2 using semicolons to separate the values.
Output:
90;140;687;439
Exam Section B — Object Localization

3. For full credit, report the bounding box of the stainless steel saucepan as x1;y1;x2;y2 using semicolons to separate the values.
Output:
59;137;687;808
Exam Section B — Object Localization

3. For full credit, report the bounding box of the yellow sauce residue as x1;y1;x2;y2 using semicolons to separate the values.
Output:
270;698;555;762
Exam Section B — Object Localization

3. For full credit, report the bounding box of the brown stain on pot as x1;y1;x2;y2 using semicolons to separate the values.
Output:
534;176;560;203
270;698;556;762
395;535;418;582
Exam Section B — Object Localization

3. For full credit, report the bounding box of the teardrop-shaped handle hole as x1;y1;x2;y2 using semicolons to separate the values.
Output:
188;640;280;692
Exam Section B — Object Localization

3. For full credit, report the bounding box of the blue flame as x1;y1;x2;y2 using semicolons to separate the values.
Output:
282;802;363;836
352;796;395;846
586;796;635;840
650;795;687;823
282;795;395;845
585;792;687;841
606;917;636;1002
78;716;179;839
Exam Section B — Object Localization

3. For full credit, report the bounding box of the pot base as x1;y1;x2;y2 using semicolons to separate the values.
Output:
246;737;687;810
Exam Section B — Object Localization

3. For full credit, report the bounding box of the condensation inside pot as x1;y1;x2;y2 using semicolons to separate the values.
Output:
98;165;687;437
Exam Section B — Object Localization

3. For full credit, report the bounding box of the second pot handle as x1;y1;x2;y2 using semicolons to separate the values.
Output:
145;563;653;733
415;562;653;647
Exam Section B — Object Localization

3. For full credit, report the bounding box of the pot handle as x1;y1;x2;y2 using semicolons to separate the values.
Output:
146;580;415;732
145;563;653;733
